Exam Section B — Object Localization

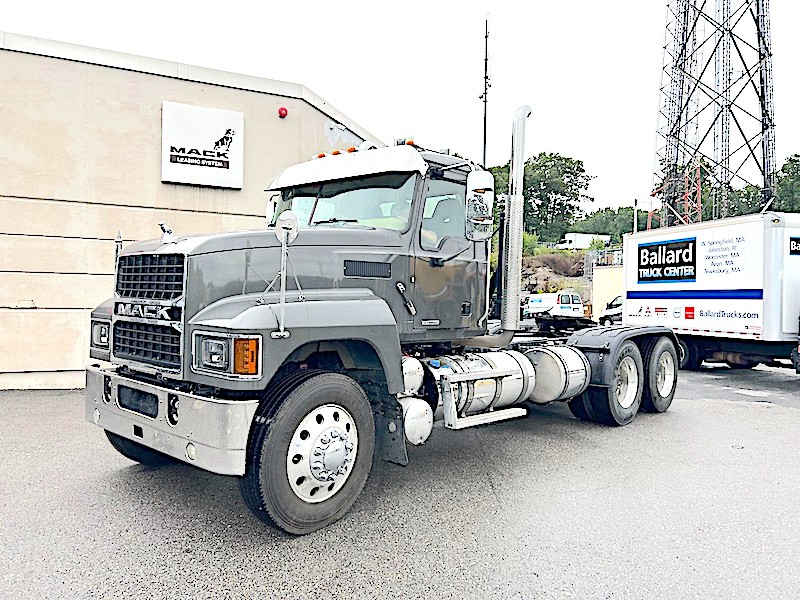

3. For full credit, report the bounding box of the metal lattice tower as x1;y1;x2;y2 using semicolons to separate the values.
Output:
653;0;775;225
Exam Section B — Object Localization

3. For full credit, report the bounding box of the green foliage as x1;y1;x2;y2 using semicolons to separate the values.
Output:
774;155;800;212
489;153;594;242
533;245;573;256
588;237;606;251
728;185;765;216
522;232;539;256
651;154;800;219
569;207;647;244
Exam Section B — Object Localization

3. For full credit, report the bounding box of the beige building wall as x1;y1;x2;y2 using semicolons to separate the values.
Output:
0;33;381;389
591;265;624;320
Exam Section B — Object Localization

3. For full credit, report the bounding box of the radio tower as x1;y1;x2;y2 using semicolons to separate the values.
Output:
653;0;775;225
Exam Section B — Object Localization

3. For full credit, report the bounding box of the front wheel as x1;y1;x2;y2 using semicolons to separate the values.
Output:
239;372;375;535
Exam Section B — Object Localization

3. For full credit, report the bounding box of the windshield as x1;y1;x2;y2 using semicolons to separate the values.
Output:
272;172;418;231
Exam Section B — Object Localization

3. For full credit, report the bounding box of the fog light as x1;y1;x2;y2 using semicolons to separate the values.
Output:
186;443;196;461
93;408;100;424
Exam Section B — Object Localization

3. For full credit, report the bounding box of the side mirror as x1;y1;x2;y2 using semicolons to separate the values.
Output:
265;193;278;226
465;170;495;242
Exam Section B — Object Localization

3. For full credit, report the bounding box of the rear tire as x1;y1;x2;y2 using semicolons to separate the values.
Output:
641;337;678;413
239;372;375;535
105;430;175;467
677;338;702;370
583;341;644;426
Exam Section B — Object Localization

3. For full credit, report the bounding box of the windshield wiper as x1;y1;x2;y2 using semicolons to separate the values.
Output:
312;218;359;225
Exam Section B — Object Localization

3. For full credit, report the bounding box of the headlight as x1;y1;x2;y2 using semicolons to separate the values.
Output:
193;333;261;377
91;321;110;347
201;337;229;370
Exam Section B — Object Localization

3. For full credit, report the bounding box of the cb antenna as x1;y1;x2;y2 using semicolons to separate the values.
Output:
479;13;491;167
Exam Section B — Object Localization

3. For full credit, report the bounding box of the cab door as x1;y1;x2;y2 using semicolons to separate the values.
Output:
411;176;485;332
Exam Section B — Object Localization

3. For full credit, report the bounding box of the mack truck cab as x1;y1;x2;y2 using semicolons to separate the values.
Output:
86;108;679;534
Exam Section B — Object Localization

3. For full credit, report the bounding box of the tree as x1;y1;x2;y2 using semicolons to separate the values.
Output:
727;184;764;216
489;152;594;242
774;154;800;212
570;207;648;244
588;237;607;251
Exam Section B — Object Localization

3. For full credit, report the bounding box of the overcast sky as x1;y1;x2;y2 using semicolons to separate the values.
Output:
6;1;799;214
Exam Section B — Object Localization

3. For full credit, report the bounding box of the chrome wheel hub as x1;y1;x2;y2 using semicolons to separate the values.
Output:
287;404;358;504
615;355;639;409
656;351;676;397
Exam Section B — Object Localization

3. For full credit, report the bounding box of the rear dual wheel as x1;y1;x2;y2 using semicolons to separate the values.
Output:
641;337;678;413
239;372;375;535
677;338;702;370
569;337;678;424
571;341;644;426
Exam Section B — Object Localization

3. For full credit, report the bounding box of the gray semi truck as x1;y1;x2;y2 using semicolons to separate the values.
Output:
85;107;679;534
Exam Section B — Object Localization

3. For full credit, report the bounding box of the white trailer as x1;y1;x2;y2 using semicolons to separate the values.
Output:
555;232;610;250
623;212;800;371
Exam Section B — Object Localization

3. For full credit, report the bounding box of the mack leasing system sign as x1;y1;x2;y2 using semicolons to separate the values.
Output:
161;101;244;189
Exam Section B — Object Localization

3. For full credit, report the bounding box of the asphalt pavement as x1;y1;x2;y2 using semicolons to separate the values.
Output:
1;364;799;599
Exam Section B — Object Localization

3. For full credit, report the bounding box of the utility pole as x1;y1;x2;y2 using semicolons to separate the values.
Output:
479;14;490;167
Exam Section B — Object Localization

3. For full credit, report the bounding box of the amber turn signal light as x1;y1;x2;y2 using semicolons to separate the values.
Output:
233;338;259;375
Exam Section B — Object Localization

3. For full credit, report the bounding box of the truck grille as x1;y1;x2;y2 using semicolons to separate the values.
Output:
117;254;185;300
113;322;181;370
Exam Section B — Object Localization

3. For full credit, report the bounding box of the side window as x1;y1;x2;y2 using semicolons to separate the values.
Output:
559;294;571;304
572;294;581;304
420;178;466;250
611;296;622;308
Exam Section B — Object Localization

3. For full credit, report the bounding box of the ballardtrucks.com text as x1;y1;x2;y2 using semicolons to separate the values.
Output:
699;309;760;319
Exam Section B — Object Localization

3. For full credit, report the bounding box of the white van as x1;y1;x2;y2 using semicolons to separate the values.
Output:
523;291;585;319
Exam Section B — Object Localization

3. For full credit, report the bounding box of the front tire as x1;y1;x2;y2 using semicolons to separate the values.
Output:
105;430;175;467
640;337;678;413
239;372;375;535
583;341;644;426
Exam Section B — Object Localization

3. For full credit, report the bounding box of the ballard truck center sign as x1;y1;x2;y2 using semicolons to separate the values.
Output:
161;101;244;189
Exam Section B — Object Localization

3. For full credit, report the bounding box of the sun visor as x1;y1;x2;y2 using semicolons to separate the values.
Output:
266;145;429;191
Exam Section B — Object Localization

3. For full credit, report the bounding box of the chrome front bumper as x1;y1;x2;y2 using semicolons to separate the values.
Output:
85;365;259;476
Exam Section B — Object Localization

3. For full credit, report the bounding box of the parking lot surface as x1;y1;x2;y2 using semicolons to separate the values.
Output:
1;364;799;599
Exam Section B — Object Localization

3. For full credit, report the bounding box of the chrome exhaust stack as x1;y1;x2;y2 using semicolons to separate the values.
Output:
500;105;532;333
457;105;531;349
